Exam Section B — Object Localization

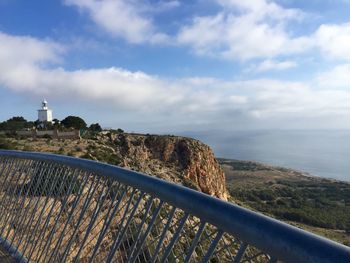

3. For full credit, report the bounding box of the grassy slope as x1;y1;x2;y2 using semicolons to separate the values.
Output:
219;158;350;246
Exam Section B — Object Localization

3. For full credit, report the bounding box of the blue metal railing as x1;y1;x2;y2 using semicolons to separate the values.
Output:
0;149;350;262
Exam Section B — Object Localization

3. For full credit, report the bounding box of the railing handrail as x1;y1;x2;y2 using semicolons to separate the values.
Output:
1;149;350;263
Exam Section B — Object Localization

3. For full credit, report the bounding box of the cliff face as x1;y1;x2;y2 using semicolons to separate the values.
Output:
104;133;227;200
2;132;228;200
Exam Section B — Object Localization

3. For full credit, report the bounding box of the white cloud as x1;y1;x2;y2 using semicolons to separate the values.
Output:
63;0;178;44
64;0;157;43
175;1;350;63
0;32;179;110
177;0;311;60
316;64;350;88
249;59;297;72
217;0;303;21
63;0;350;65
314;23;350;60
1;31;350;129
0;32;64;67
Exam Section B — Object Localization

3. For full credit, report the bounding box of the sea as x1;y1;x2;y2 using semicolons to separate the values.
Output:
181;130;350;182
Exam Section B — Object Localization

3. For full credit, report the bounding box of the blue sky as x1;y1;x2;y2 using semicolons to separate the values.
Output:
1;0;350;132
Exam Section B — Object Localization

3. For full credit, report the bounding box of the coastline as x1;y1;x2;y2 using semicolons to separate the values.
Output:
218;157;350;185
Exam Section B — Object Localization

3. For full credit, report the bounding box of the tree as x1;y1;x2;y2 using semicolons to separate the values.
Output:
8;116;26;122
89;123;102;132
52;119;61;129
61;116;87;130
0;116;32;131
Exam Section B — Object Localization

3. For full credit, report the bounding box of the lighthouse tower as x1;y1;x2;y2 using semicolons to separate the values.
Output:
38;100;53;123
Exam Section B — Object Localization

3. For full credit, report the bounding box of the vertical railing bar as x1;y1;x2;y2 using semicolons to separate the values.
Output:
40;169;89;261
72;188;115;262
122;194;148;258
123;222;137;260
213;237;235;256
0;156;10;177
105;190;143;262
232;242;248;263
1;159;43;241
160;212;190;263
31;166;80;261
125;196;155;262
48;173;102;263
149;206;176;263
80;207;120;260
87;185;128;263
184;221;206;263
23;166;69;260
44;171;96;262
26;165;69;260
129;201;163;263
0;157;14;193
57;175;106;260
0;157;19;237
0;158;18;231
8;161;55;250
0;159;30;233
58;174;103;259
16;162;60;256
0;157;11;212
3;159;44;240
0;159;30;240
0;159;32;216
64;178;114;262
194;228;213;259
36;169;89;262
117;192;145;262
0;158;31;237
128;200;164;263
23;164;67;260
199;230;224;263
107;191;145;262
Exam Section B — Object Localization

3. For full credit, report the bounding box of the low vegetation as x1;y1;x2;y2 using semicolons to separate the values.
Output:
233;180;350;230
220;159;350;246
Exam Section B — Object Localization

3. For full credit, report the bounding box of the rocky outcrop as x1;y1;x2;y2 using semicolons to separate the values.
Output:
94;133;228;200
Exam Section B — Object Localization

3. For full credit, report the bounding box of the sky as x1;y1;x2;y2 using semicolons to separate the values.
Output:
1;0;350;133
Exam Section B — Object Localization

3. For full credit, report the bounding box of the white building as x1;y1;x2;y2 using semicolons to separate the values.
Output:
38;100;53;123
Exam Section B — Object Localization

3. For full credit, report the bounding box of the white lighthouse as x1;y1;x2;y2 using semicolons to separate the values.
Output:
38;100;53;123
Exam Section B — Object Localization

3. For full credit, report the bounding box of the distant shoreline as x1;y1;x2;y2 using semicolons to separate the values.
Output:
217;157;350;184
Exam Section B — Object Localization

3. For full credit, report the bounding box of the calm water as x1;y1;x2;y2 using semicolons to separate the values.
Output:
182;130;350;182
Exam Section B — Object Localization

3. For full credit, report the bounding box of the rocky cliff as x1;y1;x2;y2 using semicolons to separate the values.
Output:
88;133;227;200
2;132;228;200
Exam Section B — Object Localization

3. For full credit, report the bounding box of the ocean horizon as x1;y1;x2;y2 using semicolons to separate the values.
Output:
180;130;350;182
